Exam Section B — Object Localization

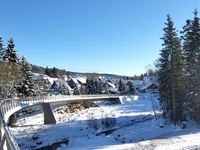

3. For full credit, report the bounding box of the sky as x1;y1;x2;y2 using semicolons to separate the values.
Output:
0;0;200;76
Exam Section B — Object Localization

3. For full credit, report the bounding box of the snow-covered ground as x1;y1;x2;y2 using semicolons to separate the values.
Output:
10;93;200;150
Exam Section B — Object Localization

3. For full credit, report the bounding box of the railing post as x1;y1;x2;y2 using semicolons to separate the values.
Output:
7;103;10;112
6;139;12;150
5;105;8;113
0;134;6;150
0;127;2;141
11;101;13;110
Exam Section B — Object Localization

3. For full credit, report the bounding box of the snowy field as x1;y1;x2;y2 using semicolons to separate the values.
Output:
10;93;200;150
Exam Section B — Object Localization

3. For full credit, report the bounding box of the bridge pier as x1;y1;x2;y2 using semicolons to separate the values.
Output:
41;103;56;125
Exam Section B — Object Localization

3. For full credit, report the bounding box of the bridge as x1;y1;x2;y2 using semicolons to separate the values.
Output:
0;95;120;150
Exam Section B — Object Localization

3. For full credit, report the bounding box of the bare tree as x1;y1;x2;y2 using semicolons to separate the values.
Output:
0;62;22;98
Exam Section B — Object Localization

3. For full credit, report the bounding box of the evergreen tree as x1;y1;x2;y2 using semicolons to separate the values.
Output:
73;84;80;95
170;35;186;122
51;80;70;95
51;81;59;90
182;10;200;122
85;79;93;94
79;85;86;95
17;57;35;97
85;78;102;94
96;81;103;94
127;81;136;94
3;38;19;63
0;37;4;60
45;66;50;76
52;67;58;78
118;79;126;94
158;15;186;123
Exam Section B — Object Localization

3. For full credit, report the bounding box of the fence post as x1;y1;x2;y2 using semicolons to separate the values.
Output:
0;134;6;150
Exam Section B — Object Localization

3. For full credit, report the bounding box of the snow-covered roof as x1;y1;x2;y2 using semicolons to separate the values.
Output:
63;75;69;81
32;73;58;84
98;76;107;83
132;80;143;87
70;78;78;84
143;76;158;84
77;77;87;84
139;76;159;90
48;78;58;85
107;82;116;89
58;79;72;91
139;82;159;90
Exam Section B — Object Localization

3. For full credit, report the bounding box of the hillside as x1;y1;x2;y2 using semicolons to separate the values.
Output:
31;64;138;80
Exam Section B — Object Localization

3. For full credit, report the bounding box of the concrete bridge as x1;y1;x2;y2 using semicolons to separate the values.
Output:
0;95;120;150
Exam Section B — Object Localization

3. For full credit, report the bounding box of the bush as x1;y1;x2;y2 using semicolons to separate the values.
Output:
88;113;116;130
101;117;116;129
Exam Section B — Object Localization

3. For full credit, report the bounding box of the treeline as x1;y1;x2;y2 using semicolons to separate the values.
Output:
0;37;35;98
32;65;70;78
158;10;200;123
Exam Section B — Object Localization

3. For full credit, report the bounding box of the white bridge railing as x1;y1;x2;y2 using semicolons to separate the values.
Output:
0;95;118;150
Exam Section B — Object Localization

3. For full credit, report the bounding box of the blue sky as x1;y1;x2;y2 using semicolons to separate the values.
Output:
0;0;200;76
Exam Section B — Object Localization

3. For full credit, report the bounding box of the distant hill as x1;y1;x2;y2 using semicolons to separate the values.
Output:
31;64;133;80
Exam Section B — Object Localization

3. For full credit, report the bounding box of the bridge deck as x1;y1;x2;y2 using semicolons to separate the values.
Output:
0;95;120;150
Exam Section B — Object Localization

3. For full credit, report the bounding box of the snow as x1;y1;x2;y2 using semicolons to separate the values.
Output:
101;130;200;150
132;80;143;88
10;93;200;150
139;76;159;89
143;76;158;84
107;82;116;89
77;77;87;84
32;73;58;84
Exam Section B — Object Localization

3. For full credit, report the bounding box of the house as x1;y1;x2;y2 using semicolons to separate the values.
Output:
125;80;143;91
139;76;159;93
105;79;118;94
67;78;78;89
32;73;58;96
132;80;143;90
51;79;72;95
32;73;55;90
77;77;87;86
98;76;107;83
139;82;159;93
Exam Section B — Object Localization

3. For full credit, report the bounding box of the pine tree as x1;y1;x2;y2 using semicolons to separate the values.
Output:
45;66;50;76
182;19;193;73
85;78;103;95
85;79;93;94
3;38;19;63
73;84;80;95
118;79;125;94
158;15;186;123
170;36;186;122
52;67;58;78
127;81;136;94
0;37;4;60
79;85;86;95
96;81;103;94
182;10;200;122
51;81;59;91
17;57;35;97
